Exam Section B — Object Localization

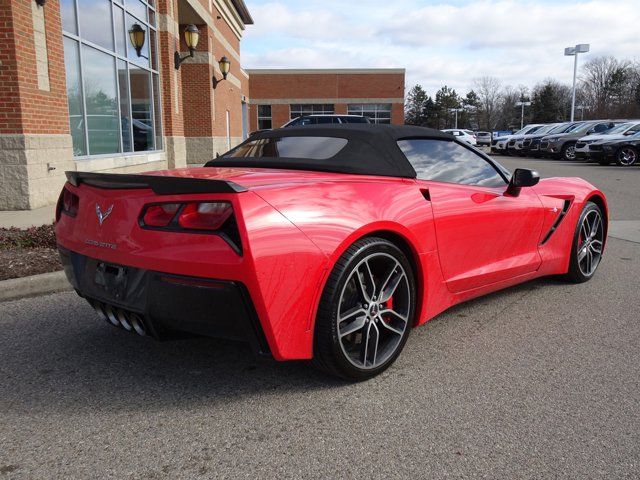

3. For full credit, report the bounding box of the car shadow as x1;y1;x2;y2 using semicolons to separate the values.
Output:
0;276;570;415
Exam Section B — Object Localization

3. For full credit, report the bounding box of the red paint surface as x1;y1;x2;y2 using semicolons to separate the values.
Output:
56;168;608;361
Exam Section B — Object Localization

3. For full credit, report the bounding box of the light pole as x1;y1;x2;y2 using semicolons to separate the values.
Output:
449;108;464;129
564;43;590;122
515;100;531;129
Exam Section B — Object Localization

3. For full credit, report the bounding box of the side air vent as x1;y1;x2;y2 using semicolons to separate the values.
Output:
421;189;431;201
540;200;571;245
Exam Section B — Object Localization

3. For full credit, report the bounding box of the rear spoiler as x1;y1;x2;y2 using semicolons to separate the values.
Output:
65;172;247;195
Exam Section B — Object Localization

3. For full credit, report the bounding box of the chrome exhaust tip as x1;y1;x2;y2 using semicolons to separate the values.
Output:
103;305;121;327
92;301;107;322
116;309;133;331
129;314;147;336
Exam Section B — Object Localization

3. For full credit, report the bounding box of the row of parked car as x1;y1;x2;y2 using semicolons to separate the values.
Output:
488;120;640;166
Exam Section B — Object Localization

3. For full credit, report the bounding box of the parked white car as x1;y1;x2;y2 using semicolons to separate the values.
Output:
442;129;477;145
574;121;640;159
491;124;545;155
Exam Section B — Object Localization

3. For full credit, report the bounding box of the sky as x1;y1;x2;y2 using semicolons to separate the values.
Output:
241;0;639;95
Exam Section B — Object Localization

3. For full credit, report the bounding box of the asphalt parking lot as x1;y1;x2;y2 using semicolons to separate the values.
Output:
1;157;639;479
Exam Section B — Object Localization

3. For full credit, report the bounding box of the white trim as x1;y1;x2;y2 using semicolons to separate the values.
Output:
249;98;404;105
245;68;406;75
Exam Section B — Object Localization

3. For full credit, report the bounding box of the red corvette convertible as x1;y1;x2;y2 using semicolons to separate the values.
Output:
55;125;607;380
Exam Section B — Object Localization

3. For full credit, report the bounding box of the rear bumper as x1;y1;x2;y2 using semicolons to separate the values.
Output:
59;246;270;356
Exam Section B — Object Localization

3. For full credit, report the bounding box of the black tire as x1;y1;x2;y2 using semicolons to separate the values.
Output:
563;202;605;283
616;146;638;166
561;142;576;161
313;237;416;381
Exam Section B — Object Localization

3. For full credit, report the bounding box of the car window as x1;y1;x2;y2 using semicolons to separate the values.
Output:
398;139;507;188
341;116;369;124
224;136;348;160
314;117;335;124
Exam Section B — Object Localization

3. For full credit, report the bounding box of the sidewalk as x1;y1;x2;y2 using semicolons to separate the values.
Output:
0;205;56;229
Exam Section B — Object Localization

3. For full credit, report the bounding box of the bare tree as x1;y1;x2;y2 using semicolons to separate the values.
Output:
579;56;635;118
473;76;502;131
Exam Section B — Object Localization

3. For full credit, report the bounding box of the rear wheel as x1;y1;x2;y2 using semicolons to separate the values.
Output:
616;146;638;166
313;237;416;380
563;202;605;283
561;143;576;161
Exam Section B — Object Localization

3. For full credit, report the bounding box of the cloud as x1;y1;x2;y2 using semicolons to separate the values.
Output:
242;0;640;94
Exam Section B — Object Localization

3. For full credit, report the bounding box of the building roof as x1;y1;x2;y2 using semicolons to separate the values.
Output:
231;0;253;24
207;124;452;178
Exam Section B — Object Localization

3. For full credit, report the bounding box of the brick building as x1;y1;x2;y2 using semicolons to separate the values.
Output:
247;69;406;131
0;2;406;211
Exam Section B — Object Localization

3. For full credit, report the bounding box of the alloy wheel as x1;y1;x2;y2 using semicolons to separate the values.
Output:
618;147;637;166
565;145;576;160
577;209;604;277
337;253;411;370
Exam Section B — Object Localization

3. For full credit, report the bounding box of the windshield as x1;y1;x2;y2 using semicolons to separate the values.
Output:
606;123;633;134
531;124;557;135
547;123;574;134
564;122;586;133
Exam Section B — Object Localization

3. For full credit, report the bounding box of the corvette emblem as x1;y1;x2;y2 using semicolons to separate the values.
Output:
96;204;114;226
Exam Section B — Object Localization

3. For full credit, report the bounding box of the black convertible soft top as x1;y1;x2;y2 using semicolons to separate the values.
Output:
206;124;455;178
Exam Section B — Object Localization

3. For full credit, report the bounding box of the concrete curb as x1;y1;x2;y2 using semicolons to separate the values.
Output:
0;270;72;303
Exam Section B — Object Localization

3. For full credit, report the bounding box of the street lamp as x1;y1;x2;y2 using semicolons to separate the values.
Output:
174;24;200;69
515;100;531;129
212;56;232;89
564;43;590;122
128;24;146;57
448;108;464;129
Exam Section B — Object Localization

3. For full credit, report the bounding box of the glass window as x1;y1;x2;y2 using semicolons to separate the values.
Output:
258;105;272;130
347;104;392;124
129;66;153;151
128;0;148;22
113;5;126;56
63;38;86;156
60;0;77;35
290;104;334;119
398;139;507;188
224;137;348;160
117;60;132;152
62;0;160;158
83;46;119;155
77;0;114;50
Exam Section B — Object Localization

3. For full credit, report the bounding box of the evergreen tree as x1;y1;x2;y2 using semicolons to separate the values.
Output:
404;85;429;126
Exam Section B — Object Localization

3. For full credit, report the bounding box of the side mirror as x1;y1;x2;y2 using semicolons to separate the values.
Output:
506;168;540;197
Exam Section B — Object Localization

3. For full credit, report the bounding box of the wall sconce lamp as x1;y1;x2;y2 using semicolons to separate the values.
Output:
174;24;200;69
212;56;231;88
35;0;46;6
128;24;146;57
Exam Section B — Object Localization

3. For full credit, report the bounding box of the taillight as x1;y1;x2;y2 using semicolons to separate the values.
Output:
178;202;233;231
56;187;79;221
140;201;233;232
142;203;181;227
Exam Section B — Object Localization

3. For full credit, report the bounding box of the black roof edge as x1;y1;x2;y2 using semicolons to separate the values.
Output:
65;171;247;195
231;0;253;24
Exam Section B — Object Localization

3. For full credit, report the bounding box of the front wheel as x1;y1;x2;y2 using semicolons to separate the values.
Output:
616;146;638;166
561;143;576;161
563;202;605;283
313;237;416;380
